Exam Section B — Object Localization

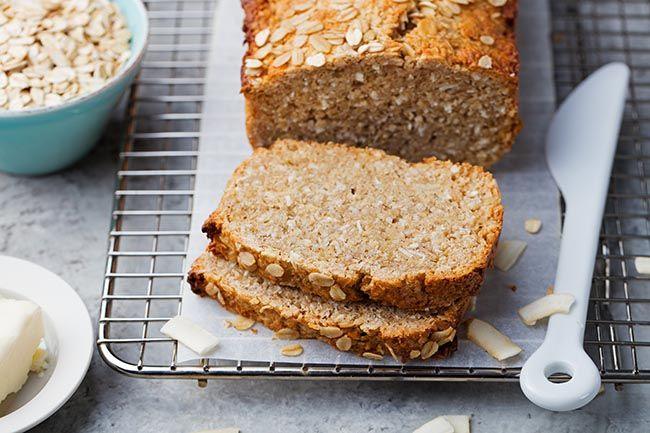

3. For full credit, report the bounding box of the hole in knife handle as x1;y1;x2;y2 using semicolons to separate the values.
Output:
544;361;574;383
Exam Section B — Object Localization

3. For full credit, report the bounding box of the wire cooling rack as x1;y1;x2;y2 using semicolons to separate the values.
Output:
98;0;650;382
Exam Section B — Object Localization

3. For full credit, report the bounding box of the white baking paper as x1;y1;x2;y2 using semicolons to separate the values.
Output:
178;0;560;368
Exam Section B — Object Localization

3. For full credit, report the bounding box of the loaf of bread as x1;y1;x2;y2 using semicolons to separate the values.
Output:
203;139;503;311
188;251;471;361
241;0;521;166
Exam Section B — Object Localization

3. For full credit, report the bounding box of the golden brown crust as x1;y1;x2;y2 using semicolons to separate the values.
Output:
188;251;469;361
202;140;503;311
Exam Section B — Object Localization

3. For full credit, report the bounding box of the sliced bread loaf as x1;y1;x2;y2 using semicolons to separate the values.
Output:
188;252;470;362
203;139;503;311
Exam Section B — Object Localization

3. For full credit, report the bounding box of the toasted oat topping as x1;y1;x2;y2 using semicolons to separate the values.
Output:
478;54;492;69
215;290;226;306
308;272;335;287
237;251;257;269
439;329;456;345
362;352;383;360
431;327;455;341
243;0;513;83
254;28;270;46
205;282;219;296
274;328;300;339
319;326;344;338
305;52;325;67
232;315;256;331
265;263;285;277
290;48;304;65
335;335;352;351
420;340;439;359
480;35;495;45
329;286;347;301
281;343;304;356
0;0;132;110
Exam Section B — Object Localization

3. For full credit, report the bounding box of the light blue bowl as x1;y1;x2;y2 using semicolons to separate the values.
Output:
0;0;148;175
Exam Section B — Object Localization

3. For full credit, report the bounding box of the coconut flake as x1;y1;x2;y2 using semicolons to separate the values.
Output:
412;416;454;433
517;293;575;326
161;316;219;356
412;415;470;433
635;257;650;275
444;416;470;433
494;240;527;271
467;318;522;361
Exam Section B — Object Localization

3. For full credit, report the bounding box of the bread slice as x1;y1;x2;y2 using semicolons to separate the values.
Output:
241;0;521;166
188;252;471;361
203;140;502;311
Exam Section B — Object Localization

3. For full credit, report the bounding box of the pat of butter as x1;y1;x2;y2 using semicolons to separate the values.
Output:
0;299;44;403
161;316;219;356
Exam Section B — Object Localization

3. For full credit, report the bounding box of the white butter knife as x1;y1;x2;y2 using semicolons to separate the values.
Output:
519;63;630;411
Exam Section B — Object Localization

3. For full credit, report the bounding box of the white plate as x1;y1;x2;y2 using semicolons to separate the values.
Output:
0;256;93;433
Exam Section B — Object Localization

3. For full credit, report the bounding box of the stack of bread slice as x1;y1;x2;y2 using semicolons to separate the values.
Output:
188;140;503;362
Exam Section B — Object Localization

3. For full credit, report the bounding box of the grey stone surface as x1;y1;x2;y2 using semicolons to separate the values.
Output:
1;136;649;433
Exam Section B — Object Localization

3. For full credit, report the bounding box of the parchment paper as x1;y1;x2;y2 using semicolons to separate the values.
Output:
178;0;560;368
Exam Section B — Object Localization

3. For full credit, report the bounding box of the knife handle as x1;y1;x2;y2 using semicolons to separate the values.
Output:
520;202;602;411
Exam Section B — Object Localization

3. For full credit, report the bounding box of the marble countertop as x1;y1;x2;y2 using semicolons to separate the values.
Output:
1;141;649;433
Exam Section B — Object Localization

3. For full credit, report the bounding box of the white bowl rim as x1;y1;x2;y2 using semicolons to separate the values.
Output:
0;0;149;119
0;255;94;433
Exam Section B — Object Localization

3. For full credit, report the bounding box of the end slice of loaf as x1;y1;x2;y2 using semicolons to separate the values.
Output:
188;252;471;362
242;0;521;166
204;139;503;311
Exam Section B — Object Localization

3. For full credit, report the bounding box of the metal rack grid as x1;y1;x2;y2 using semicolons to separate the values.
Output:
551;0;650;382
98;0;650;382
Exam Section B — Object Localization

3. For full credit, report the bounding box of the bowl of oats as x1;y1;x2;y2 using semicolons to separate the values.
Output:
0;0;148;175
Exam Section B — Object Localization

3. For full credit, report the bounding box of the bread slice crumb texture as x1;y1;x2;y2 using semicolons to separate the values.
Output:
204;140;503;310
188;252;471;361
